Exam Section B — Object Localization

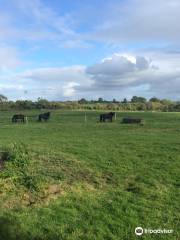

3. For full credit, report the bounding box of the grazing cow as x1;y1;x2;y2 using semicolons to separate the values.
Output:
38;112;51;122
12;114;26;123
122;117;143;124
100;112;115;122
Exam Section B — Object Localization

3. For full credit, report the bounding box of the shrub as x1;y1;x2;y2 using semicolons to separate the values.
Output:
0;143;40;191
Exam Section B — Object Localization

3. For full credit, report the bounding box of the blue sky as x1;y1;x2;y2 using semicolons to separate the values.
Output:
0;0;180;100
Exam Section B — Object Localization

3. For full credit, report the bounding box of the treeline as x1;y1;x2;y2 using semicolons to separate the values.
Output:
0;95;180;112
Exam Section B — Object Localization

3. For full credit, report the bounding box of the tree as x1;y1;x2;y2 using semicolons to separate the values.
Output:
160;99;172;105
98;97;104;103
149;97;160;102
36;98;49;109
131;96;147;103
113;98;117;103
78;98;88;104
122;98;128;103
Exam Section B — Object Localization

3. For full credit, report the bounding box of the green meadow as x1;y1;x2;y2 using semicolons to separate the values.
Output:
0;110;179;240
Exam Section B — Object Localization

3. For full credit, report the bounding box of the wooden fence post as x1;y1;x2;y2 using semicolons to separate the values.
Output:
84;112;87;122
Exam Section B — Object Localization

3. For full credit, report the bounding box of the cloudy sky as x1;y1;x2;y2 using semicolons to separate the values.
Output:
0;0;180;100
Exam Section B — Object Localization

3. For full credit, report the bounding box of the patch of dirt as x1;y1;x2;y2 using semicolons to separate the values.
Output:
40;184;64;204
19;184;64;207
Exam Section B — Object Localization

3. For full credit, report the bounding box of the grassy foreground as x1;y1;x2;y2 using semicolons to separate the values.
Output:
0;110;179;240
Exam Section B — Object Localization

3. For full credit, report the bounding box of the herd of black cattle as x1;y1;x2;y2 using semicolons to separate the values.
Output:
12;112;51;123
11;111;143;124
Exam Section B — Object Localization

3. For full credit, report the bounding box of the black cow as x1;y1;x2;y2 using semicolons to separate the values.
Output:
122;117;143;124
38;112;51;122
12;114;26;123
100;112;115;122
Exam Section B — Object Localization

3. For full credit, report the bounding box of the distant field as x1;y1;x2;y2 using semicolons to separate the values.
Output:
0;110;179;240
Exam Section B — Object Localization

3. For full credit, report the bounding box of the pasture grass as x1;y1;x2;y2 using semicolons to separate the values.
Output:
0;110;179;239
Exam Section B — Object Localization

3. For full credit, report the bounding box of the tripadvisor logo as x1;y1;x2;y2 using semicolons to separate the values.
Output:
135;227;143;236
135;226;173;236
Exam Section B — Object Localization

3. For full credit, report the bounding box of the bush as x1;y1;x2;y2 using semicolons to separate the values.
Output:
0;143;40;191
4;143;30;169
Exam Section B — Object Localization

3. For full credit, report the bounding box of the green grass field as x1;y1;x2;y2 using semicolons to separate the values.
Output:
0;110;179;240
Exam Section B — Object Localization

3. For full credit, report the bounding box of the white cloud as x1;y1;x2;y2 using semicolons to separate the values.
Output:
1;52;180;100
63;82;80;97
0;65;91;100
0;51;180;100
0;0;90;50
93;0;180;45
87;54;150;77
76;52;180;100
0;46;21;70
18;65;87;83
4;0;90;48
85;54;154;91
